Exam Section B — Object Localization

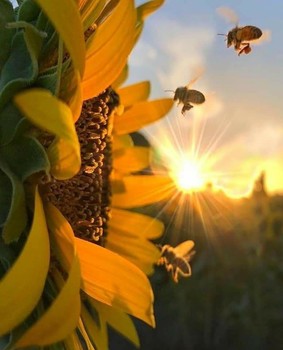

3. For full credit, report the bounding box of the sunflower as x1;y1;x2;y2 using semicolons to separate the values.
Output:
0;0;177;349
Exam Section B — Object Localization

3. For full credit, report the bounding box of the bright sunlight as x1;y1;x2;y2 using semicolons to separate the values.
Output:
172;159;205;192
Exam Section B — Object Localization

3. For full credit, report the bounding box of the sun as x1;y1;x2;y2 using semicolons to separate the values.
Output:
172;160;205;193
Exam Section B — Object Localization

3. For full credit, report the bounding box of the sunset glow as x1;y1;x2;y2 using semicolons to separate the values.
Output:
172;160;205;192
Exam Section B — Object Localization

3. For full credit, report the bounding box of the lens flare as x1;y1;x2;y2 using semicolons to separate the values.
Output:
141;107;242;242
172;159;205;192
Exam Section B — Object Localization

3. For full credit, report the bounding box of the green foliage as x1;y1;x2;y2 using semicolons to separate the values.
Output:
0;0;15;70
122;191;283;350
0;0;72;244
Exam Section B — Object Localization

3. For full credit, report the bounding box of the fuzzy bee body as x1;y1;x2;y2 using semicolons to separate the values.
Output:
217;7;264;56
173;87;205;115
227;25;262;55
157;240;195;283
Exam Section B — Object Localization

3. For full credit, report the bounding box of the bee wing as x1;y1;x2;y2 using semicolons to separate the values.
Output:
172;258;192;283
216;6;239;25
174;240;195;257
186;66;204;89
252;29;271;45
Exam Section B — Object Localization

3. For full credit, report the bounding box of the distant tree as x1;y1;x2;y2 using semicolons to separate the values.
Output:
252;171;268;198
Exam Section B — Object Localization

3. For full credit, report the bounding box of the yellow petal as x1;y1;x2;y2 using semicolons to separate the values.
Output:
106;234;160;275
112;175;175;208
113;146;150;173
44;202;76;271
111;64;129;89
15;259;81;348
60;69;83;123
34;0;85;77
64;331;85;350
14;88;81;180
137;0;165;21
113;98;173;135
0;189;50;336
76;237;155;327
109;208;164;239
80;0;106;30
77;317;97;350
81;303;108;350
112;134;133;151
117;81;150;107
16;203;81;347
91;299;140;348
82;0;136;99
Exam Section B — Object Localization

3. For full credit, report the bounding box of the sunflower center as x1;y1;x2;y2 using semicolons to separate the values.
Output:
43;88;119;243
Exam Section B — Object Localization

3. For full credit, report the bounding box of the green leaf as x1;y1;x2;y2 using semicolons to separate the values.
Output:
0;188;50;336
34;0;85;78
14;88;81;180
0;102;28;146
0;23;44;109
17;0;41;22
0;0;15;70
0;135;48;243
0;135;50;181
0;160;27;243
0;169;12;226
36;59;71;96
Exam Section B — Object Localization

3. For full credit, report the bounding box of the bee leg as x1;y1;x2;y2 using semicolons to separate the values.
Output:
238;43;251;56
181;103;193;115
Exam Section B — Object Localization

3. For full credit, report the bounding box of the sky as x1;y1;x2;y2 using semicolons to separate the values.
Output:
126;0;283;197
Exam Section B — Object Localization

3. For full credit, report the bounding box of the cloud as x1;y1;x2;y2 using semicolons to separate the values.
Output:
237;124;283;157
149;18;216;89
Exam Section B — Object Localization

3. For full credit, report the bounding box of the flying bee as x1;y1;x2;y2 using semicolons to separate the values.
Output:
217;7;265;56
156;240;196;283
166;72;205;115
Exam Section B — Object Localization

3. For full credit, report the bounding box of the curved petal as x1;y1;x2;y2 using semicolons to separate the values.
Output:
76;237;155;327
112;175;175;208
15;203;81;347
106;234;160;275
80;0;106;30
113;146;150;173
14;88;81;180
111;64;129;89
117;81;150;107
82;0;136;99
109;208;164;239
91;299;140;348
137;0;165;21
34;0;85;77
0;189;50;336
81;304;107;350
112;134;133;151
113;98;173;135
60;69;83;123
15;260;81;348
